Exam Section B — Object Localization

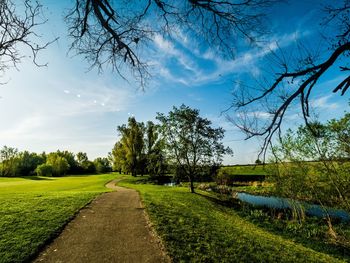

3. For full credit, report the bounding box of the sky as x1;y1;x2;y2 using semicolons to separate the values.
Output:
0;0;349;164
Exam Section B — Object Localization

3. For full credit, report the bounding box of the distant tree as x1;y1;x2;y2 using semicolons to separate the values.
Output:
93;157;112;174
117;117;145;176
76;152;95;173
111;141;128;173
35;163;53;177
16;151;45;176
157;105;232;193
328;112;350;159
56;150;79;174
46;153;70;176
0;146;19;177
76;152;89;165
144;121;167;177
270;116;350;213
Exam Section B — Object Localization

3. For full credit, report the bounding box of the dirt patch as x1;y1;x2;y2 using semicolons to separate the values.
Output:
33;180;171;263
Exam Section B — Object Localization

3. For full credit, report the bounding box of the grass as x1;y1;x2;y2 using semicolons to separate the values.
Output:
0;173;116;263
119;175;347;263
220;164;270;175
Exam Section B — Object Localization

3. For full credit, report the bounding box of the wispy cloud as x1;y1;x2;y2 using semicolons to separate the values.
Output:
311;95;339;110
151;30;310;87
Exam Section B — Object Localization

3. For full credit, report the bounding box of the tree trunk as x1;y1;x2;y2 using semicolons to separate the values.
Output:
189;175;195;193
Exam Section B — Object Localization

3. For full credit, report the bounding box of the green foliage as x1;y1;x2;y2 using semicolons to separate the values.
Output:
112;119;167;177
35;163;53;177
16;151;45;176
116;117;145;176
0;174;116;263
270;115;350;212
157;104;232;192
46;153;70;176
145;121;167;177
119;175;344;262
93;157;111;173
55;150;79;174
0;146;19;177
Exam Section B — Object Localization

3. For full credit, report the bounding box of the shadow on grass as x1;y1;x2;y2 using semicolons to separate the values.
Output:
195;191;241;209
19;176;55;181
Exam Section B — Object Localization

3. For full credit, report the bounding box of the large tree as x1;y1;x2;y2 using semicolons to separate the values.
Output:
116;117;145;176
157;104;232;193
144;121;167;177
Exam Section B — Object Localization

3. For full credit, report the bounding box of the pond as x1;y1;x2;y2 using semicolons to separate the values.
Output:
237;192;350;222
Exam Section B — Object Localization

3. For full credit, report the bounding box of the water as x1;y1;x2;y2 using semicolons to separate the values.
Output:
237;192;350;222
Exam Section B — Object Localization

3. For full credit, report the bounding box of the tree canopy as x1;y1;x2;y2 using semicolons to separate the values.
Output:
157;104;232;192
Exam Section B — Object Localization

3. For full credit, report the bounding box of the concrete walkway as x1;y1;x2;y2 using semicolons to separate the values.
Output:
33;180;170;263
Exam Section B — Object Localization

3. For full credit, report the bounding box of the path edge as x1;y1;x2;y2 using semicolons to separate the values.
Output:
116;179;172;262
27;181;114;263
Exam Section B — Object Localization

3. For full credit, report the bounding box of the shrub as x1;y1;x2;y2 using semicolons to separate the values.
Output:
35;164;53;177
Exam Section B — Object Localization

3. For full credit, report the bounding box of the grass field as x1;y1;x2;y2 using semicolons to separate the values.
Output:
0;174;116;263
219;164;270;175
119;175;347;263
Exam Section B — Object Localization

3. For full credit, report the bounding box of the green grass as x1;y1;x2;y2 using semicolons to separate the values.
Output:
119;175;347;262
0;173;116;263
220;164;270;175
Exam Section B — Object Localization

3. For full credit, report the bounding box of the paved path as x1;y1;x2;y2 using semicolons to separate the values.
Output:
33;180;170;263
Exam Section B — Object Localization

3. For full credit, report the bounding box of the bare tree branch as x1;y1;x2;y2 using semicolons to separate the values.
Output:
66;0;276;88
0;0;54;77
230;1;350;160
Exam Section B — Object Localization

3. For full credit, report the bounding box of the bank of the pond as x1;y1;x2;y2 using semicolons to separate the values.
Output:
236;192;350;222
118;175;347;262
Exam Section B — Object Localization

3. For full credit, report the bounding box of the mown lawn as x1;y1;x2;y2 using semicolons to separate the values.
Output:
0;173;116;263
119;175;347;263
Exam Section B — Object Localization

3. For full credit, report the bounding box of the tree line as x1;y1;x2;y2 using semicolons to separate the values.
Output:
111;104;232;193
0;148;111;177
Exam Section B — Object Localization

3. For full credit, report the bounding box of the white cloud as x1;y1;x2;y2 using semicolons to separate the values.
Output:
311;95;339;110
151;30;308;87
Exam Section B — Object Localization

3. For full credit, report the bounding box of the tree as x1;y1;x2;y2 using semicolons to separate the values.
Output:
65;0;273;87
0;0;52;77
35;163;53;177
144;121;167;177
46;153;70;176
56;150;79;174
0;0;274;86
16;151;45;176
270;116;350;213
328;112;350;159
93;157;112;173
76;152;95;173
0;146;19;177
116;117;145;176
230;1;350;158
157;104;232;193
111;141;128;173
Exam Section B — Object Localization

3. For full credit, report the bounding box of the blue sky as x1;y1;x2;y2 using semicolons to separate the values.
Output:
0;0;349;164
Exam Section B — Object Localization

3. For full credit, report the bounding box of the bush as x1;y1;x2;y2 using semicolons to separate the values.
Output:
35;164;53;177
